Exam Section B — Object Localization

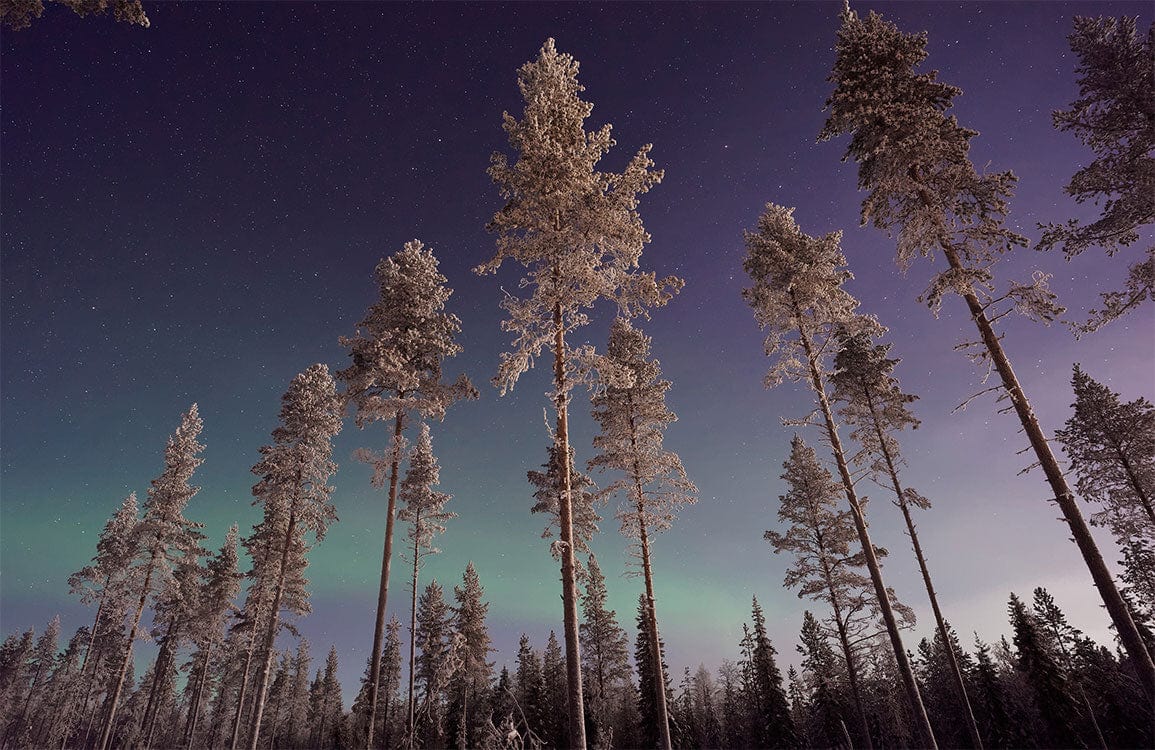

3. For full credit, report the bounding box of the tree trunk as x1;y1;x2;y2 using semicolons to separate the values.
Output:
1113;445;1155;529
367;412;406;748
184;642;214;750
796;316;938;749
862;383;984;749
821;555;874;750
552;294;588;750
407;514;421;746
141;612;181;747
98;541;161;750
246;510;298;750
229;623;260;750
637;511;672;750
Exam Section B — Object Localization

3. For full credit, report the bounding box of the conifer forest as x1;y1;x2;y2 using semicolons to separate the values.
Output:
3;2;1154;749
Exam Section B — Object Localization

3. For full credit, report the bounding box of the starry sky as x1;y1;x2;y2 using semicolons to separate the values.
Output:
2;1;1152;702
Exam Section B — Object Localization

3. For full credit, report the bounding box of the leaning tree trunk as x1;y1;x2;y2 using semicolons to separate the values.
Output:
184;642;214;750
97;541;161;750
861;383;984;749
246;510;298;750
406;512;421;746
796;315;938;749
141;611;182;747
367;411;405;748
817;548;874;750
552;284;588;750
908;166;1155;701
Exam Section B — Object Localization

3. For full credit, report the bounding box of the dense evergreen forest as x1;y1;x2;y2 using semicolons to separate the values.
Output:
1;3;1152;749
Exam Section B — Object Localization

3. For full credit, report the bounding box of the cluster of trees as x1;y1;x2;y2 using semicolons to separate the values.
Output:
1;3;1152;749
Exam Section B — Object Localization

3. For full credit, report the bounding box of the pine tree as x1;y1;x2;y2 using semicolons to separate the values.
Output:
98;404;204;750
3;615;58;746
541;631;569;750
830;329;984;748
744;597;797;748
766;434;915;750
796;611;848;750
743;203;932;746
397;424;456;745
448;562;494;750
528;443;602;565
587;318;696;750
477;38;682;749
338;239;477;747
1008;593;1084;747
244;364;343;750
820;4;1154;699
184;525;242;749
514;634;546;743
579;554;632;745
635;594;673;750
1041;15;1154;331
1056;364;1155;543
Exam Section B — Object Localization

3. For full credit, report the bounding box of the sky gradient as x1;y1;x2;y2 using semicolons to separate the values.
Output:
2;1;1153;701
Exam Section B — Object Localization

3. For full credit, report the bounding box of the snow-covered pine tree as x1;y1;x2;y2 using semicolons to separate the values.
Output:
413;580;452;746
183;525;241;749
1056;364;1155;544
766;434;915;750
742;203;934;747
245;364;343;750
820;5;1154;699
528;444;601;565
448;562;493;750
830;329;984;748
514;634;546;743
97;404;204;750
579;554;631;746
338;239;477;748
796;610;850;749
1041;15;1154;331
477;38;682;749
396;423;456;745
587;317;696;750
634;593;673;750
541;631;568;750
743;597;797;748
1008;593;1085;747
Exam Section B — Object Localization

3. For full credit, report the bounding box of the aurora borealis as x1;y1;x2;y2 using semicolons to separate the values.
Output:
2;0;1152;701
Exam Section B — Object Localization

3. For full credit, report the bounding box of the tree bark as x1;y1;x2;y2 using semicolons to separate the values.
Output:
141;611;182;747
553;295;588;750
184;642;214;750
406;511;421;745
861;382;984;749
246;510;298;750
796;314;938;749
97;541;161;750
367;412;406;748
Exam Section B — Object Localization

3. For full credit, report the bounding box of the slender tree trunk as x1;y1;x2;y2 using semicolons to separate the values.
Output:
861;384;984;749
265;667;286;750
821;558;874;750
406;514;421;745
367;412;406;748
552;291;588;750
908;165;1155;701
624;397;672;750
839;718;854;750
1113;446;1155;528
246;511;298;750
229;622;261;750
98;542;161;750
142;612;181;747
796;315;938;749
184;642;214;750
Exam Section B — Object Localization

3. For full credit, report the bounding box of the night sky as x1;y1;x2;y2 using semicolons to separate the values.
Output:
2;1;1152;701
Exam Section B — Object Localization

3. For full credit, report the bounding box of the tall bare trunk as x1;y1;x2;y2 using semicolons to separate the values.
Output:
367;412;405;748
229;623;260;750
796;316;938;749
141;612;181;746
184;642;214;750
246;511;298;750
406;513;420;746
98;542;161;750
552;291;588;750
862;383;983;748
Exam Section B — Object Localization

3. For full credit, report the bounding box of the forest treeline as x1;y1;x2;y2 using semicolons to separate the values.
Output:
1;4;1152;750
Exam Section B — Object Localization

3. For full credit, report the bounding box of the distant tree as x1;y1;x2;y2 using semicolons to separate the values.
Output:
352;616;405;749
398;424;457;744
766;435;915;750
830;329;983;748
635;594;674;749
246;364;343;750
413;580;453;746
1056;364;1155;543
514;634;546;742
338;239;476;747
820;5;1154;697
477;37;681;749
448;562;494;750
307;646;343;750
742;202;932;746
588;318;697;750
1007;593;1084;748
0;0;148;31
912;625;978;748
541;631;569;749
795;611;849;749
2;615;58;746
579;554;632;744
97;404;204;750
741;597;797;748
1040;15;1154;332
